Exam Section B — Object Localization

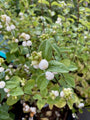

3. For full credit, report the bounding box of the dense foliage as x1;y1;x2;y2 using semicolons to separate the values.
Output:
0;0;90;120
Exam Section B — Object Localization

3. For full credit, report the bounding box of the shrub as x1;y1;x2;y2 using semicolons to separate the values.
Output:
0;0;90;119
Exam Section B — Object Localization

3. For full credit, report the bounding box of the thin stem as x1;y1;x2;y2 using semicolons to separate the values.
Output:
49;0;51;9
54;77;61;87
0;45;9;51
63;106;69;120
77;0;80;27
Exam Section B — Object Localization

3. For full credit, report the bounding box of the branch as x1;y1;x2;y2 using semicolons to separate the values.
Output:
54;77;61;87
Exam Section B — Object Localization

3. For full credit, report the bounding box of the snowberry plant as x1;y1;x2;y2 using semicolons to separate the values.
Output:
0;0;90;120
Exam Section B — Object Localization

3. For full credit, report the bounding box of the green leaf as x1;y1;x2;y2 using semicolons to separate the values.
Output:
36;74;49;90
52;43;60;56
20;47;29;55
68;65;78;71
10;76;21;81
44;16;52;23
0;104;12;120
18;56;25;63
10;43;18;54
37;99;46;110
67;99;74;109
47;97;55;105
10;87;24;96
55;98;66;108
79;108;83;113
38;0;49;6
61;59;70;67
48;60;69;73
6;53;16;63
47;96;60;105
10;48;18;54
0;89;6;102
64;74;75;88
59;47;71;53
0;72;5;79
0;109;9;119
40;89;48;97
7;96;20;106
6;76;21;89
0;103;9;112
59;79;67;87
39;40;52;60
24;79;35;94
23;95;30;101
33;94;42;100
67;18;75;23
6;81;20;89
51;2;62;7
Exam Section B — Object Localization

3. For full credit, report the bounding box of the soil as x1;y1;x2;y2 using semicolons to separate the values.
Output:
10;101;75;120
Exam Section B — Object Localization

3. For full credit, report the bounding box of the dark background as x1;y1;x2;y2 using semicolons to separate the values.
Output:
79;108;90;120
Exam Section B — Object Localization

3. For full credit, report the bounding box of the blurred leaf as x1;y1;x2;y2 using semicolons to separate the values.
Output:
10;87;24;96
7;96;19;106
0;89;6;102
24;79;35;94
52;43;60;56
39;40;52;60
36;74;49;90
38;0;49;6
64;74;75;88
33;94;42;100
68;65;78;71
55;98;66;108
0;72;5;79
48;60;69;73
6;76;21;89
37;99;46;110
51;2;62;7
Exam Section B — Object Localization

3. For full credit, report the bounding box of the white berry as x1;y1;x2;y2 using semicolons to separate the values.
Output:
0;81;5;88
39;59;49;70
45;71;54;80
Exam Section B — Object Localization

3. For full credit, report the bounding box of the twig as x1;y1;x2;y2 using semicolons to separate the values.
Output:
54;77;61;87
77;0;80;27
49;0;51;9
63;105;69;120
